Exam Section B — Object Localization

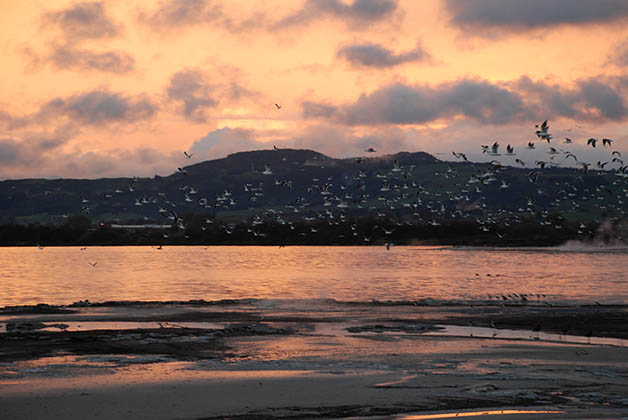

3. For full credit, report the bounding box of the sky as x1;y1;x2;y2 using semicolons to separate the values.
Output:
2;0;628;179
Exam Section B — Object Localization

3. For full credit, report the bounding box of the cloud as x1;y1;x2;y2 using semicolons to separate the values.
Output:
445;0;628;34
40;90;157;126
140;0;223;29
47;44;135;74
607;38;628;67
0;138;24;165
304;75;628;127
166;69;218;122
516;75;628;121
303;80;528;126
337;40;429;68
43;1;121;41
0;142;181;179
189;127;262;159
274;0;399;29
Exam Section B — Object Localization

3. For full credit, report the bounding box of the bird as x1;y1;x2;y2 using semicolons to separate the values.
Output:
587;138;598;148
89;262;97;267
365;147;376;153
452;151;468;161
564;138;573;144
602;138;613;147
262;163;273;175
274;103;281;109
505;144;514;155
535;120;551;141
183;151;193;159
177;167;187;176
526;142;536;150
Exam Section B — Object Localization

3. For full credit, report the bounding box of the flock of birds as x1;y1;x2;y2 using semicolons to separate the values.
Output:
60;116;626;254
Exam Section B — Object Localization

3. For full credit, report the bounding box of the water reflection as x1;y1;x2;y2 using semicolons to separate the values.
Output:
0;246;627;306
397;410;564;419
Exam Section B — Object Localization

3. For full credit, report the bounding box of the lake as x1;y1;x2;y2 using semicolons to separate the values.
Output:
1;245;627;307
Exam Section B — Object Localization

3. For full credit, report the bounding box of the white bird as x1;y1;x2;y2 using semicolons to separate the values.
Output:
183;151;193;159
262;163;273;175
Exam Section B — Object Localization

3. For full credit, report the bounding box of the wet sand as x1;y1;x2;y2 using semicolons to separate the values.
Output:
1;301;628;419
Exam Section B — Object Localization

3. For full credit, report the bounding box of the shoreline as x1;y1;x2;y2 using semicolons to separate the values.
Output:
2;301;628;419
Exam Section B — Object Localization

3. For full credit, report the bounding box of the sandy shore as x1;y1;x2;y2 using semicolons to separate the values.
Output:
1;301;628;419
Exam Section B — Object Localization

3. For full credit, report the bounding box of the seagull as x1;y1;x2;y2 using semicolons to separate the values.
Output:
177;167;187;175
515;158;526;167
602;138;613;147
452;151;468;161
365;147;376;153
535;120;551;141
526;142;536;149
274;103;281;109
612;151;622;157
183;151;193;159
587;138;598;148
89;262;97;267
488;142;500;156
564;138;573;144
505;144;515;155
262;163;273;175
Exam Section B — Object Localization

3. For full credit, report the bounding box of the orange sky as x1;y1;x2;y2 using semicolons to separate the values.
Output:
1;0;628;178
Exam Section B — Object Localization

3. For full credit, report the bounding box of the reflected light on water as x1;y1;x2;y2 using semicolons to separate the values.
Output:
0;246;627;306
398;409;564;419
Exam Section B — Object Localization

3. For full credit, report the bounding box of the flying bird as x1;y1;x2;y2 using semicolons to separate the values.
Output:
183;151;193;159
587;138;598;148
365;147;376;153
177;167;187;176
602;138;613;147
274;103;281;109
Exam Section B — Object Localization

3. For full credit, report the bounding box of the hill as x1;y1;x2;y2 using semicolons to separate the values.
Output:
0;148;626;246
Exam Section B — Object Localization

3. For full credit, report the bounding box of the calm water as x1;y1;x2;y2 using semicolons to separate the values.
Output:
1;245;627;306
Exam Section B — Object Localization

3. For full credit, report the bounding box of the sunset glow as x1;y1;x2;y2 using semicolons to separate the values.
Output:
2;0;628;178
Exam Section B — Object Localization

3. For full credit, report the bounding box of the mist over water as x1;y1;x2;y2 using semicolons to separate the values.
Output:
1;246;627;307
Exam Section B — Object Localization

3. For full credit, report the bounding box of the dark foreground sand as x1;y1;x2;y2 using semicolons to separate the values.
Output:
1;301;627;419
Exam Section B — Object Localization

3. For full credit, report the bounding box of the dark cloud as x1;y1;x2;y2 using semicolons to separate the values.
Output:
608;41;628;67
40;90;156;126
579;79;627;120
303;80;527;126
0;138;22;165
140;0;223;28
166;69;217;122
337;41;429;68
274;0;398;29
445;0;628;33
44;2;121;40
48;44;135;74
516;75;628;121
